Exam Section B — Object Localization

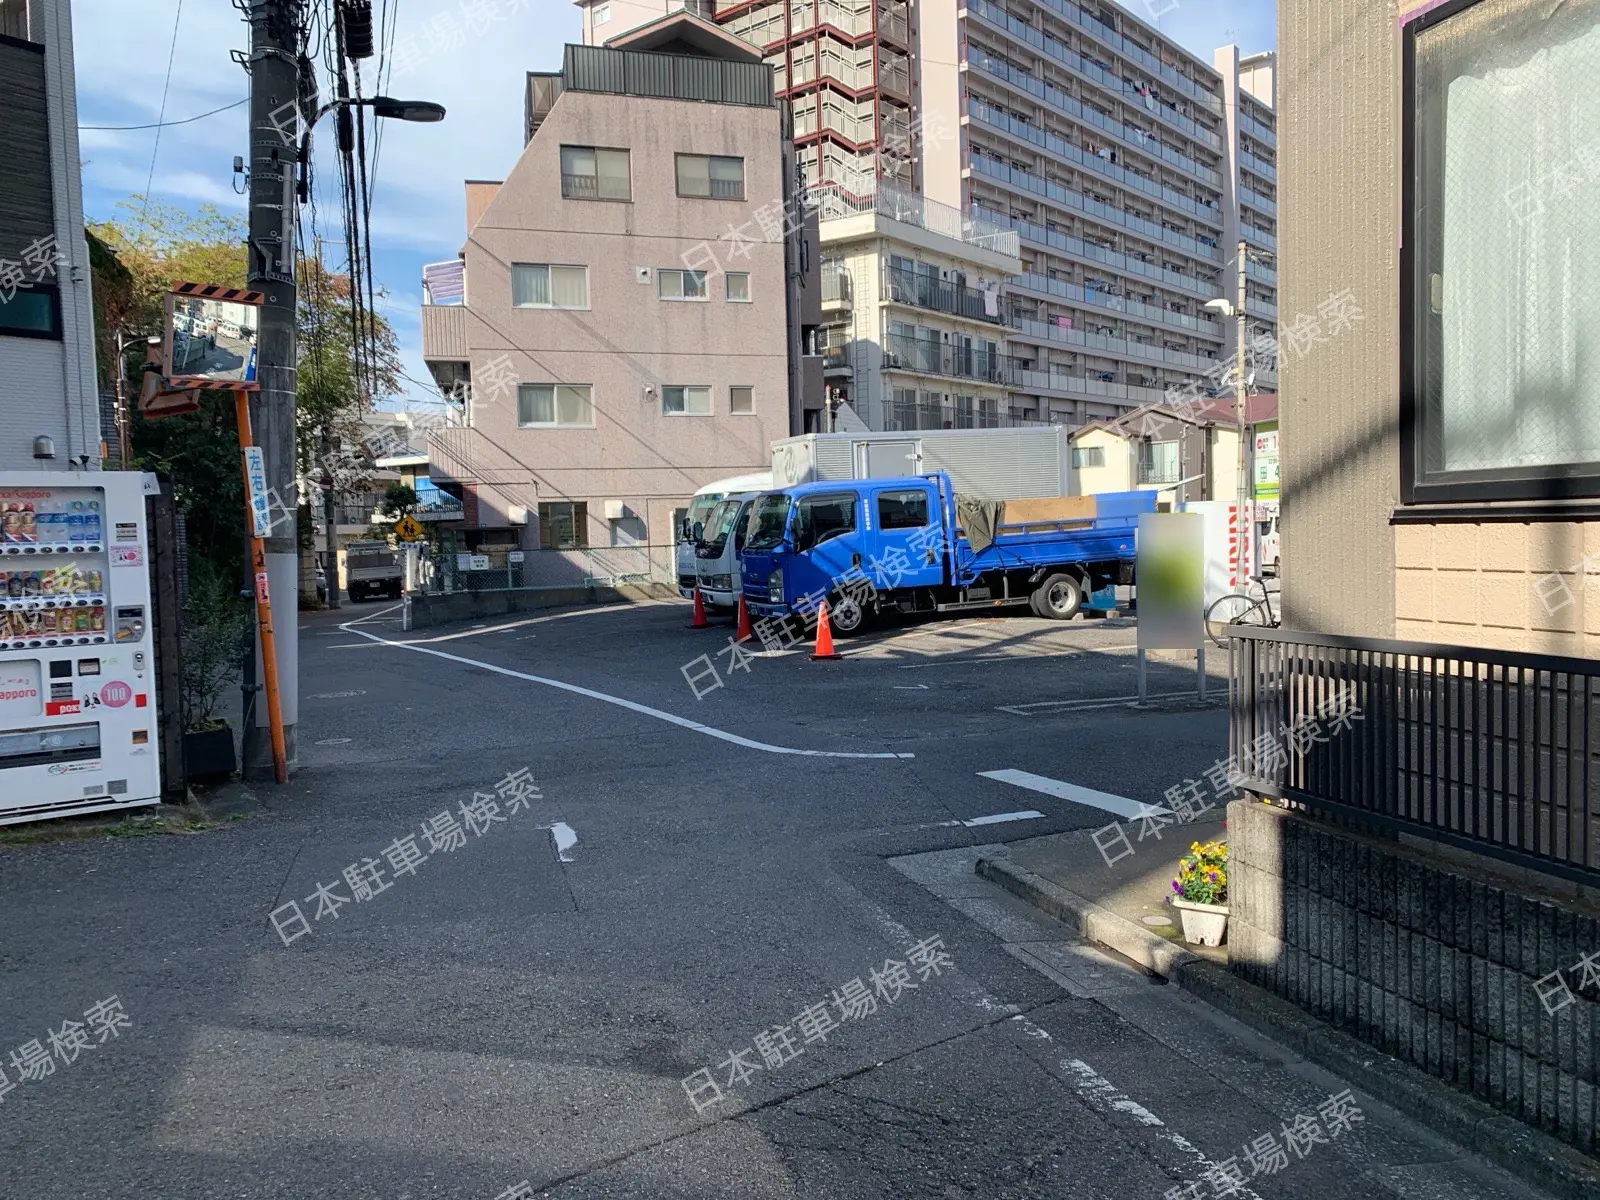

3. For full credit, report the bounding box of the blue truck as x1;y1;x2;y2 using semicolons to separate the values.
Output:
740;472;1156;634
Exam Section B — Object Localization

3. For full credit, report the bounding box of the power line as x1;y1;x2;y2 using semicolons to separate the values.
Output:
83;97;245;131
138;0;186;228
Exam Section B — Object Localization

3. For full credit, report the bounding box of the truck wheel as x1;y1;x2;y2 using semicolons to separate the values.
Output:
1035;573;1083;620
826;591;872;637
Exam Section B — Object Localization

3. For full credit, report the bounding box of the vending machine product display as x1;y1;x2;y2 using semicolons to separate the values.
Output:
0;471;161;824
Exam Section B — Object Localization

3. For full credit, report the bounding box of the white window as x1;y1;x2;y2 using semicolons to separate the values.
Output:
662;385;712;416
1072;445;1105;469
593;2;610;24
560;145;630;201
676;153;745;200
658;269;708;301
518;383;594;428
729;386;754;415
511;264;588;309
726;272;750;302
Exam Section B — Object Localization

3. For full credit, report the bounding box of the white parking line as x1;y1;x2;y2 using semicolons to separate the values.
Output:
342;621;914;761
951;809;1045;828
976;769;1164;819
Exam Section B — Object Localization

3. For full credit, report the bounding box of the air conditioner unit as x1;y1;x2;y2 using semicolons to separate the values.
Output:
603;500;627;521
885;352;902;368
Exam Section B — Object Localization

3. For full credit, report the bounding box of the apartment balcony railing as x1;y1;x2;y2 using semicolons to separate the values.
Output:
821;263;853;306
1228;627;1600;888
1029;0;1225;116
1011;271;1222;339
1246;258;1276;286
1011;369;1168;406
813;176;1020;257
1243;223;1276;252
966;97;1222;229
797;104;876;144
792;52;875;92
880;53;910;96
792;1;876;37
1136;459;1182;485
970;201;1219;301
1240;186;1277;218
966;44;1223;189
421;302;470;362
884;265;1006;325
964;0;1223;153
884;333;1023;385
561;172;629;201
1008;311;1218;374
878;3;909;44
970;155;1222;266
886;395;1050;430
1239;112;1276;147
1239;148;1276;183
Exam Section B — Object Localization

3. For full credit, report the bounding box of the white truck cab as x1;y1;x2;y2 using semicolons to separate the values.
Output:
676;471;772;598
693;492;760;610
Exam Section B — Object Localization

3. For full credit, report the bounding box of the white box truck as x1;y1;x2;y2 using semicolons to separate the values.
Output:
769;426;1072;499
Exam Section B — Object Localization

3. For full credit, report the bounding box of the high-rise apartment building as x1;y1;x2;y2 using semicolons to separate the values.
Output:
576;0;1278;429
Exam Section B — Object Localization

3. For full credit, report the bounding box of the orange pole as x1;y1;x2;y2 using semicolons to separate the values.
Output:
234;392;288;784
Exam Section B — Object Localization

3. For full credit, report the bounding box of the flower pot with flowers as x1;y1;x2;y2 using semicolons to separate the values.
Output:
1168;840;1229;946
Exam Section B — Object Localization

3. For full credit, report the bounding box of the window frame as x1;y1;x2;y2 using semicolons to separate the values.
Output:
876;488;930;530
1072;444;1105;470
510;263;590;310
593;2;610;23
0;282;62;340
662;384;713;417
559;144;631;202
517;382;596;429
1400;0;1600;505
728;385;754;415
726;272;751;302
794;492;858;551
658;269;709;302
538;501;589;550
675;152;746;200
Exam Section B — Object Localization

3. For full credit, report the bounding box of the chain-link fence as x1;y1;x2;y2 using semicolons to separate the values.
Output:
412;544;678;595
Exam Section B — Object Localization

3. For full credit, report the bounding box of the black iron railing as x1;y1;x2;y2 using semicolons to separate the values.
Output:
1229;626;1600;886
884;266;1006;325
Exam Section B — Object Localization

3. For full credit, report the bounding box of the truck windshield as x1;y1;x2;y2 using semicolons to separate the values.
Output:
683;494;722;540
698;499;744;553
744;494;792;550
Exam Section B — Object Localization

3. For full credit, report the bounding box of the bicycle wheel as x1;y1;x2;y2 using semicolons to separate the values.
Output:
1204;593;1266;649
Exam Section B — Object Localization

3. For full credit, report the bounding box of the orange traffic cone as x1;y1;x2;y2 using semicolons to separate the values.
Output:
735;594;754;642
810;601;843;661
688;584;709;629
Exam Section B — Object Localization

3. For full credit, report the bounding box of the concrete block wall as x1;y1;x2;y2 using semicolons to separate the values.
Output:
1228;798;1600;1156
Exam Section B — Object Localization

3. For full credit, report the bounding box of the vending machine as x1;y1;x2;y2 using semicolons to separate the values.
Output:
0;470;161;825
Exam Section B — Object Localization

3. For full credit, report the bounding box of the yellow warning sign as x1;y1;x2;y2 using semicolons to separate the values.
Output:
394;515;424;542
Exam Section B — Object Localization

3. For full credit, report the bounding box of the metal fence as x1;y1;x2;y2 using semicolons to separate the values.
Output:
415;544;678;596
1229;627;1600;886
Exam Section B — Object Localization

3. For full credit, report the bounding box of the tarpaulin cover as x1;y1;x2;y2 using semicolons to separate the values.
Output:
956;494;1005;553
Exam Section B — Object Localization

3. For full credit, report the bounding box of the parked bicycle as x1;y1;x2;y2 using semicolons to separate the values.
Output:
1204;574;1281;648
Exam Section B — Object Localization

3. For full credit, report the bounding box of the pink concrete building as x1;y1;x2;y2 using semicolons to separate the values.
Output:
421;13;821;553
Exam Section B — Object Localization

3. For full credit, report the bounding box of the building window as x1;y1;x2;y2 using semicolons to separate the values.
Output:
518;383;594;428
511;264;588;309
658;269;708;300
729;386;754;414
560;145;630;201
662;385;712;416
877;489;929;529
593;2;610;23
539;501;588;549
1404;0;1600;503
0;284;61;340
726;272;750;302
1138;440;1180;485
1072;445;1105;469
676;153;745;200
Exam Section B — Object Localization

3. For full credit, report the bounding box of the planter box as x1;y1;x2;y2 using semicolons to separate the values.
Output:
1171;897;1229;946
184;726;236;782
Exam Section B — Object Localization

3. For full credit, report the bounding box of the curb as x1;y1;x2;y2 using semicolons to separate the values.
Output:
975;855;1600;1200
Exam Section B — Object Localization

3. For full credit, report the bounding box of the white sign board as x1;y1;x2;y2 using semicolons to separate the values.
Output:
508;551;524;563
456;553;473;571
0;662;42;718
469;555;491;571
243;446;272;537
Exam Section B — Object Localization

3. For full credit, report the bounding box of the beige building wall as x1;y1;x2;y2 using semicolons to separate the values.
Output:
917;0;963;212
1070;426;1132;496
1281;0;1595;655
458;87;789;547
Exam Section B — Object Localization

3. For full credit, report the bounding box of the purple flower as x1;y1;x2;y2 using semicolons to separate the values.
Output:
1171;881;1182;893
1207;871;1219;881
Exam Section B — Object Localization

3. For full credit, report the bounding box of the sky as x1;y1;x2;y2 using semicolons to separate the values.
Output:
71;0;1276;412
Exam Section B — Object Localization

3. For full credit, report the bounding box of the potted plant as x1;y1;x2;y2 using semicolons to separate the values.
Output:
1168;840;1229;946
180;566;253;782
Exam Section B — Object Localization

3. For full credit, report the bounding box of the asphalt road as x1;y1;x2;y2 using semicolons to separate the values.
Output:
0;598;1555;1200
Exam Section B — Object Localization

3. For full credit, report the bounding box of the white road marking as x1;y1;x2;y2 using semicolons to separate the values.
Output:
996;690;1195;715
547;822;577;862
1060;1058;1265;1199
341;621;913;760
977;769;1165;819
309;690;366;699
314;738;352;745
952;809;1045;828
893;684;930;690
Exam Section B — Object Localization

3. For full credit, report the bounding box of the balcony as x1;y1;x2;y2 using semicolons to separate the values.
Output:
421;303;469;362
822;263;853;310
813;176;1021;259
1010;270;1223;340
878;3;909;45
884;332;1022;385
884;265;1005;325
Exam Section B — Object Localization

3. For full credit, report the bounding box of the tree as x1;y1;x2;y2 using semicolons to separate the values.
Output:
376;482;418;519
89;196;405;580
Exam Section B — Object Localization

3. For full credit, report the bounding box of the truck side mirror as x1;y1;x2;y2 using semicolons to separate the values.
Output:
692;521;704;541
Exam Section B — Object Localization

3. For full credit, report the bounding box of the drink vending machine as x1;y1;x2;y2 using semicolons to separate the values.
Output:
0;471;161;825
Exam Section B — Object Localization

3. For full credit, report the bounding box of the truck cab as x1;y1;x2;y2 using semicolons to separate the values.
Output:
675;471;773;599
693;492;759;609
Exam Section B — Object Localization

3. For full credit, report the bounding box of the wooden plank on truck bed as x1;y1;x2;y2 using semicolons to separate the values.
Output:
1001;495;1098;526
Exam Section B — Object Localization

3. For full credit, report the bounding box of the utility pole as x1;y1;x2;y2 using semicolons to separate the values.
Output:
244;0;302;778
1234;238;1251;579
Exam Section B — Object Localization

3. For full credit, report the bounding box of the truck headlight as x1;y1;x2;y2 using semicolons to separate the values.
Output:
709;574;732;590
767;570;782;602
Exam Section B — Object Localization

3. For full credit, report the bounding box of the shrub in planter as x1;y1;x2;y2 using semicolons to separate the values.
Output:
1168;840;1229;946
180;565;252;781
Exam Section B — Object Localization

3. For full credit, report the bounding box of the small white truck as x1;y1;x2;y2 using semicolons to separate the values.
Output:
345;541;404;602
